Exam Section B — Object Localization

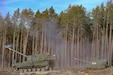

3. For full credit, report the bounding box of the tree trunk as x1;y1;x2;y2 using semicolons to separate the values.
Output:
71;27;74;68
44;26;46;53
108;23;112;66
64;24;68;68
40;29;44;53
34;31;38;53
23;29;29;61
12;26;16;66
19;29;23;62
15;34;19;63
2;26;6;68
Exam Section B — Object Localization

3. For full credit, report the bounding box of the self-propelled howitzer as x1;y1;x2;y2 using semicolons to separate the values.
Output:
74;58;109;69
6;47;56;72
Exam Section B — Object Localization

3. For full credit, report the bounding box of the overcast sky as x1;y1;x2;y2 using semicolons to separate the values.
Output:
0;0;108;16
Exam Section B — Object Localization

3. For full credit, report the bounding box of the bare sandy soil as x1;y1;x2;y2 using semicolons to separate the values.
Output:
0;67;113;75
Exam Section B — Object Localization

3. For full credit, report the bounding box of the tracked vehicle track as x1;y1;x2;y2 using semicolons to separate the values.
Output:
13;65;51;73
12;69;59;75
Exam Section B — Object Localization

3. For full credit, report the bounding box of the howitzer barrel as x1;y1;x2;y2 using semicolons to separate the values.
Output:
8;48;28;57
74;58;91;64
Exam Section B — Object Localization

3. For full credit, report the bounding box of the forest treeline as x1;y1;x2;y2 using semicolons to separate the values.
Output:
0;0;113;69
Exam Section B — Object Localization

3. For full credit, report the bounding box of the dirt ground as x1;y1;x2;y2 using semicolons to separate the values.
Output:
0;67;113;75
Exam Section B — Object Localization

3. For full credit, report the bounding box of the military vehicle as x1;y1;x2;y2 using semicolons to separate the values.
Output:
87;59;109;69
5;45;56;72
74;58;109;69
